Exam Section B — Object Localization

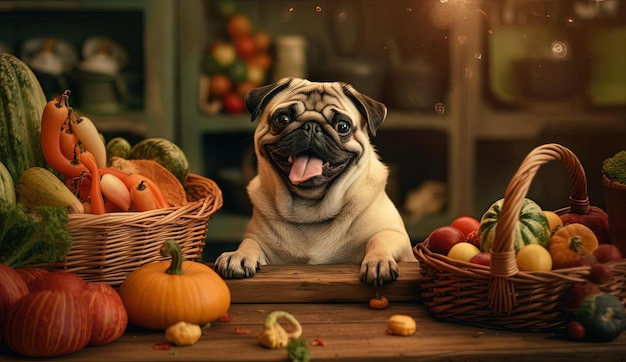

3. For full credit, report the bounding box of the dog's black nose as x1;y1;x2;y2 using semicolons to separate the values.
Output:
302;121;322;135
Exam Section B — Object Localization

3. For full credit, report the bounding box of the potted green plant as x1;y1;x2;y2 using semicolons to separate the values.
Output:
602;150;626;256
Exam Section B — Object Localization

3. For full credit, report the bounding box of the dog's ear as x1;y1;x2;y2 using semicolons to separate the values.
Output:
245;77;295;122
341;84;387;137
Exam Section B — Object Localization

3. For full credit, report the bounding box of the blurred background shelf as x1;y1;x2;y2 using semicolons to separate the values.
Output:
4;0;626;261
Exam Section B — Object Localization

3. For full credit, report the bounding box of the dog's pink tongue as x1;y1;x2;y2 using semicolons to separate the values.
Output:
289;155;323;185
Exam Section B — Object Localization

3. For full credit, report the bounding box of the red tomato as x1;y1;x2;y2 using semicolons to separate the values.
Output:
566;320;586;340
234;35;257;60
426;226;466;255
222;92;246;113
209;74;232;98
450;216;480;237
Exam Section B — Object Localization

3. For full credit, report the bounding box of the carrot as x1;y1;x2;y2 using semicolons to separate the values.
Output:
72;116;107;168
100;168;170;209
40;91;88;177
59;122;80;160
78;151;105;215
130;179;159;212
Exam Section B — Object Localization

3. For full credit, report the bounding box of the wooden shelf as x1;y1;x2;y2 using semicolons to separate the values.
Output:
476;107;626;139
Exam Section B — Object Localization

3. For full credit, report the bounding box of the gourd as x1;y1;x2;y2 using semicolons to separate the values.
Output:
575;293;626;342
560;207;610;245
129;137;189;184
548;223;598;269
478;197;550;254
0;53;47;185
118;239;231;330
105;137;132;165
15;167;84;214
0;162;16;204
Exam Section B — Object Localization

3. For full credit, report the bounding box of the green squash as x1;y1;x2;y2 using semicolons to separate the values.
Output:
575;293;626;342
129;137;189;184
478;197;550;254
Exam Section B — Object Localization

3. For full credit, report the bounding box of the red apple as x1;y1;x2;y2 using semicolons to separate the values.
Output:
567;254;598;268
426;226;466;255
563;281;602;312
29;271;87;295
234;34;257;60
566;320;586;341
592;244;623;264
82;282;128;345
450;216;480;237
469;251;492;266
588;263;614;285
222;92;246;113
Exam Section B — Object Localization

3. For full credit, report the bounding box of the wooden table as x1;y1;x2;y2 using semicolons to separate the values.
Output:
2;263;626;361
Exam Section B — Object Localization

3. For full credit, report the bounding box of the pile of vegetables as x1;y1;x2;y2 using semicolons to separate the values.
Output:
422;194;626;342
35;89;191;215
201;12;273;114
0;264;128;357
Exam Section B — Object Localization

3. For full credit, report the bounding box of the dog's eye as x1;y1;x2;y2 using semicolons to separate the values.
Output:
273;113;290;128
335;120;352;136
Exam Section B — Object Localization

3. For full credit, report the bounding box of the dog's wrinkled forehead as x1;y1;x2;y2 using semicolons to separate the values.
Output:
245;77;387;136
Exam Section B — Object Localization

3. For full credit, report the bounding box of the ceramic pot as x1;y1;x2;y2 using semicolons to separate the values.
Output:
602;174;626;256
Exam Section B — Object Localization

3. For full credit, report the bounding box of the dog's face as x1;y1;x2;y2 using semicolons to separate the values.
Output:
245;78;387;201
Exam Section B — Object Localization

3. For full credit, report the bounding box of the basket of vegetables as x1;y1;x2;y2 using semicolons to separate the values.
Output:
414;143;626;333
0;54;223;287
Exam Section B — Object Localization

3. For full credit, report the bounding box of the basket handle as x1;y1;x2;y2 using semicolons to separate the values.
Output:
487;143;588;315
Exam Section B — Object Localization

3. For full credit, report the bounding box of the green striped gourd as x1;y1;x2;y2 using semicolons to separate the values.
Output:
478;197;550;254
0;53;47;184
129;137;189;184
0;161;16;204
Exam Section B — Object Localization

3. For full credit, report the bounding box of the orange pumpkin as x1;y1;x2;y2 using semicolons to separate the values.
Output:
118;240;231;330
548;223;599;269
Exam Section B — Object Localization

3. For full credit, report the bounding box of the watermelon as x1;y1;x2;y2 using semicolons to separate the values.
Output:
478;197;551;254
0;53;47;184
129;137;189;183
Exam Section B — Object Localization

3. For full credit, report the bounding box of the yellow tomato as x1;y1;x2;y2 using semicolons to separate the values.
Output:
516;244;553;271
543;211;563;233
447;242;480;262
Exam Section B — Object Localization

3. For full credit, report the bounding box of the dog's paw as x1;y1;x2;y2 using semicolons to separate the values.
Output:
214;251;261;279
360;257;399;286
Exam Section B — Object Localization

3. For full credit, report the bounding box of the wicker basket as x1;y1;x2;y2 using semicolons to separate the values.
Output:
414;143;626;332
29;173;223;287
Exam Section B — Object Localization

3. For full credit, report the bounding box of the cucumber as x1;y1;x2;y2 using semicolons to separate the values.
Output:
129;138;189;183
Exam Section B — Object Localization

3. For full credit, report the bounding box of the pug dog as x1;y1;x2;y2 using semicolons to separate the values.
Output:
214;78;416;286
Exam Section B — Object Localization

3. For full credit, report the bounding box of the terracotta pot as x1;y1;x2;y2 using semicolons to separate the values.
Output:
602;174;626;256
